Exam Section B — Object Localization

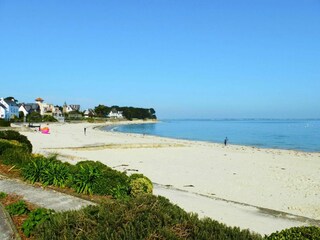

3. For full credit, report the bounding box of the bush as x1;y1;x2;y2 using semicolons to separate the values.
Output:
92;169;129;198
22;156;50;184
129;177;153;197
22;208;55;237
71;163;101;195
33;195;262;240
1;147;31;166
0;139;22;155
5;200;30;216
42;115;58;122
0;119;10;127
40;161;71;187
71;161;130;198
0;192;7;199
0;130;32;153
266;226;320;240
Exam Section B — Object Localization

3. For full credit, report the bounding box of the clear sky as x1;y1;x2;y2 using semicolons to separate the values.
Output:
0;0;319;119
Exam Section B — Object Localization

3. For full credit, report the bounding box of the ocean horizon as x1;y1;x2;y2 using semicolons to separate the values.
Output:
102;119;320;152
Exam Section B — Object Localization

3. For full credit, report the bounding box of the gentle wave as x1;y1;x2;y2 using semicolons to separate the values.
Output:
101;119;320;152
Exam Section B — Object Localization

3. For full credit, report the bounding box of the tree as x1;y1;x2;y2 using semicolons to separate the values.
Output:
27;112;42;123
94;105;110;117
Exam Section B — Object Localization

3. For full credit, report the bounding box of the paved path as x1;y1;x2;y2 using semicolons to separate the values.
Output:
0;175;94;240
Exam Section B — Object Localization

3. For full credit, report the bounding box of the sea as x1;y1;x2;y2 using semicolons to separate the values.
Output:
102;119;320;152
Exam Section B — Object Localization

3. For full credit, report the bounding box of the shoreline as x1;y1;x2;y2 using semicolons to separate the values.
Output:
99;120;320;154
17;121;320;234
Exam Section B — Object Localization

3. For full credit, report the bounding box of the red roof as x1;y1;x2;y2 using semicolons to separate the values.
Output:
35;97;44;102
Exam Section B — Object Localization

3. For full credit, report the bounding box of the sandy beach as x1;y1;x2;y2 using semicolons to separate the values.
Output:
18;121;320;235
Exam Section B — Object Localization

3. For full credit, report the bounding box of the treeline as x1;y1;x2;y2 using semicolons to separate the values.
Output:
94;105;156;120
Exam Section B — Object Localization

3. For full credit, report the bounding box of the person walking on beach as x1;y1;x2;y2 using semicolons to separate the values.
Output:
84;127;87;136
224;137;228;146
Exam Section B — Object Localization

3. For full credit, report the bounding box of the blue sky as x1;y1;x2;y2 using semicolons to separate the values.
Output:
0;0;319;119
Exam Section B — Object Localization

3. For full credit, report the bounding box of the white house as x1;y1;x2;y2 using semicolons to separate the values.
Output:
19;103;40;117
84;109;95;118
108;108;123;119
35;97;56;116
0;103;7;119
0;97;19;120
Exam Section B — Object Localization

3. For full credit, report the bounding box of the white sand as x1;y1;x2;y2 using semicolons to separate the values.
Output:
19;121;320;234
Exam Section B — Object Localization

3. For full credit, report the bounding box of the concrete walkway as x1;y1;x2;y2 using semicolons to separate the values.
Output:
0;175;94;240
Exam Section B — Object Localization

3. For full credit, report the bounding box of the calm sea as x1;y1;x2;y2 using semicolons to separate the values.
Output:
102;119;320;152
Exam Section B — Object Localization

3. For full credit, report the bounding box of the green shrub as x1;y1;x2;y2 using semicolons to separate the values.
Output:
42;115;58;122
22;208;55;237
22;156;50;184
33;195;262;240
1;147;31;166
0;119;10;127
71;163;101;195
267;226;320;240
129;177;153;197
40;161;71;187
0;139;21;155
91;169;129;198
0;192;7;199
5;200;30;215
71;160;130;198
0;130;32;153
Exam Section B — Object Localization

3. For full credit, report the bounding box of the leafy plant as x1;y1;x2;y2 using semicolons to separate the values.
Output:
71;164;101;195
22;208;55;237
0;192;7;199
22;156;50;183
42;162;70;187
5;200;30;215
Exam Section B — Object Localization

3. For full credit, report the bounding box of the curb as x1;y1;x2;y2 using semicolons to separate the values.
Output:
0;202;21;240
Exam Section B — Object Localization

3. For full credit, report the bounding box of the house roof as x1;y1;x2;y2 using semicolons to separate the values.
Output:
3;98;18;106
35;97;44;102
68;105;80;111
25;103;40;112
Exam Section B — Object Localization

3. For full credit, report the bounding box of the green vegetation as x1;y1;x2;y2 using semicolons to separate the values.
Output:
22;155;70;188
128;173;153;197
0;139;21;155
0;192;7;199
33;195;262;240
27;111;42;123
22;208;55;237
266;226;320;240
0;130;33;153
0;119;10;127
42;115;58;122
1;147;31;166
94;104;157;120
71;162;102;195
5;200;30;215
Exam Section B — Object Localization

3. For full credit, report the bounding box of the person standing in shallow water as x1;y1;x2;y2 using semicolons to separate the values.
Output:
224;137;228;146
